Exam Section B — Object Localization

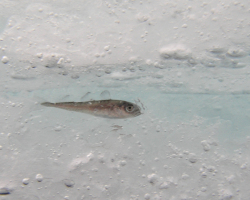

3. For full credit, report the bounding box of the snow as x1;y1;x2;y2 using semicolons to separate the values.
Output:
0;0;250;199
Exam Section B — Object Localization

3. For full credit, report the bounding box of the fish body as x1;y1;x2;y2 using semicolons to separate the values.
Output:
41;100;141;119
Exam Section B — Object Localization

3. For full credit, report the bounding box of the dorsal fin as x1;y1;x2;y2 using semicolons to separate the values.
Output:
80;92;91;101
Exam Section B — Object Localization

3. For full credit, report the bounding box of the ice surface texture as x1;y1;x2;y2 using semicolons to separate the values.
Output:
0;0;250;199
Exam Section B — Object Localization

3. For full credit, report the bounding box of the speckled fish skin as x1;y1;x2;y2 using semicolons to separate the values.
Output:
41;100;141;119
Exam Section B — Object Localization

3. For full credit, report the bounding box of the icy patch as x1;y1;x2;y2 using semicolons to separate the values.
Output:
227;48;247;58
159;44;192;60
68;153;94;171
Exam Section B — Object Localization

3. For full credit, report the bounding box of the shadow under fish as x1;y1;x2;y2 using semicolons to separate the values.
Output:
41;100;141;119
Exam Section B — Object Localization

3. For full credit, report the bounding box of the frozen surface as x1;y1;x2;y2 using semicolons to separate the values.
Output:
0;0;250;199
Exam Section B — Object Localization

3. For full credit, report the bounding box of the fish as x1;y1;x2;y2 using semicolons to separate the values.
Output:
41;100;141;119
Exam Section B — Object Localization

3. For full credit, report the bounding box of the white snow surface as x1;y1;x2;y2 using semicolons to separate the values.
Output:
0;0;250;199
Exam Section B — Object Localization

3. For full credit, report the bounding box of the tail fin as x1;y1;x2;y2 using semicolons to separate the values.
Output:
41;102;54;107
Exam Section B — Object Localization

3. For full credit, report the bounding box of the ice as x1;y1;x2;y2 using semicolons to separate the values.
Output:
0;0;250;199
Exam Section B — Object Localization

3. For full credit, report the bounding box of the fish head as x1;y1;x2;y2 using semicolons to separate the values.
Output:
119;101;142;118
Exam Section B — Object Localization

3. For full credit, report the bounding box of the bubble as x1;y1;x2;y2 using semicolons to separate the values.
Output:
159;182;168;189
182;24;188;28
207;165;215;172
226;175;235;184
22;178;30;185
235;62;246;68
54;126;62;131
147;173;158;184
1;56;9;64
218;189;233;200
201;172;207;178
87;153;94;160
208;45;226;54
156;125;161;132
71;74;79;79
36;174;43;182
188;153;197;163
119;160;127;166
144;193;150;200
104;45;110;51
36;53;43;58
63;179;75;187
182;173;189;180
105;68;112;74
137;13;149;22
159;44;192;60
227;48;246;57
57;58;64;65
146;59;152;65
201;140;210;151
240;163;247;169
0;188;11;195
95;53;100;58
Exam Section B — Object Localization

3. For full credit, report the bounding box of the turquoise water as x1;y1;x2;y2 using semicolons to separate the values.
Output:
2;86;249;198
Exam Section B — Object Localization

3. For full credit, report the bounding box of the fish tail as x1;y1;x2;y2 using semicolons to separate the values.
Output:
41;102;55;107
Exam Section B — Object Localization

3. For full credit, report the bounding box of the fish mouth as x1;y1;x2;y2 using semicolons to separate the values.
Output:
134;111;142;117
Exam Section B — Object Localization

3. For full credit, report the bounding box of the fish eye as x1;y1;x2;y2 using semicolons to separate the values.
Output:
126;105;134;112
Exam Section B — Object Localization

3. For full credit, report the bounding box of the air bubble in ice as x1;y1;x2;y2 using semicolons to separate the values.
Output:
226;175;235;184
0;187;11;195
207;165;215;172
57;58;64;65
63;179;75;187
144;193;150;200
227;48;246;57
146;59;152;65
87;152;94;161
119;160;127;166
22;178;30;185
54;126;62;131
105;68;112;74
159;44;191;60
235;62;246;68
71;74;79;79
201;140;210;151
201;172;207;178
159;182;168;189
188;153;197;163
1;56;9;64
156;125;160;132
208;45;226;54
36;174;43;182
147;173;158;184
104;45;110;51
240;163;247;169
36;53;43;58
137;13;149;22
219;189;233;200
182;173;189;180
